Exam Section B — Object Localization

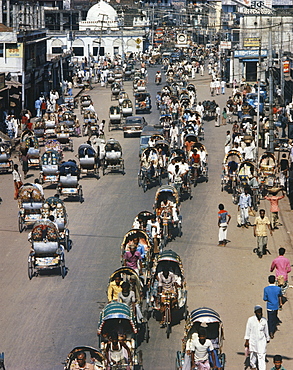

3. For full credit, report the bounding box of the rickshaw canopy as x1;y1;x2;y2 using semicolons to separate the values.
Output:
105;139;122;153
223;150;243;164
154;185;180;206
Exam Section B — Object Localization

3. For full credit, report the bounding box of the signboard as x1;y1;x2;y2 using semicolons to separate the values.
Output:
220;41;232;49
0;73;5;90
6;43;23;58
250;0;272;8
283;60;290;74
243;37;260;48
234;49;268;58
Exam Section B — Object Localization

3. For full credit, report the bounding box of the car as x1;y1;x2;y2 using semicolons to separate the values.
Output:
122;116;147;137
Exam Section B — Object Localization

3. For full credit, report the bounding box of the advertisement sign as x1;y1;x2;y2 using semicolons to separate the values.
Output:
283;60;290;74
234;49;267;58
6;43;23;58
220;41;232;49
243;37;260;48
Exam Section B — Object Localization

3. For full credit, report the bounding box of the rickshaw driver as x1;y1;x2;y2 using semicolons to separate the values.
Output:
180;158;190;189
72;351;94;370
160;198;179;223
190;328;220;370
105;332;132;369
190;149;201;181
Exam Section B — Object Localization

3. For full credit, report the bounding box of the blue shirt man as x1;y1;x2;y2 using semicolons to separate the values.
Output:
263;275;282;338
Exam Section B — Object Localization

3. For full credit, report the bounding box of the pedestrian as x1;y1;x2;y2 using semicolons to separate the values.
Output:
263;275;282;339
271;354;286;370
224;130;231;153
67;80;73;96
254;209;273;258
221;79;226;94
244;305;270;370
21;147;29;179
218;203;231;246
215;104;220;127
34;98;41;117
210;80;215;96
279;153;289;187
222;107;227;126
200;64;204;76
270;247;291;288
264;190;285;229
215;78;220;95
238;187;252;227
12;164;23;200
40;99;47;116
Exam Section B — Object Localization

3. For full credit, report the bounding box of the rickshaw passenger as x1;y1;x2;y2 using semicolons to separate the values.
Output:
160;198;179;222
118;281;144;324
107;274;122;302
72;351;94;370
123;245;142;275
126;237;145;259
105;332;132;369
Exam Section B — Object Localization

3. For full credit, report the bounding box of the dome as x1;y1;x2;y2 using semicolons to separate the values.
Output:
86;0;117;23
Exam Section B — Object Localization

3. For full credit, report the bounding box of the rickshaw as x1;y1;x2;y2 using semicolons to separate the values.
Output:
146;250;187;338
77;143;99;178
192;142;208;184
259;152;278;191
202;100;217;120
27;220;66;279
59;111;77;136
138;147;162;192
133;210;155;230
43;112;57;138
80;94;92;114
118;91;129;105
56;123;74;152
97;302;143;370
107;267;149;342
41;196;71;252
121;99;133;118
137;79;146;93
159;114;172;139
237;160;260;210
39;150;60;185
221;150;243;202
124;65;133;80
109;106;122;131
168;156;192;200
135;93;152;114
154;139;170;172
132;77;140;93
18;183;44;232
106;71;115;87
64;346;106;370
20;130;40;169
121;229;153;283
44;139;63;159
102;138;125;175
154;185;182;248
111;82;121;101
64;96;76;110
34;119;45;145
176;307;226;370
57;160;83;203
114;66;123;81
0;142;13;173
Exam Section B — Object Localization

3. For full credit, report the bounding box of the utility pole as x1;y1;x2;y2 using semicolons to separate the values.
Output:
268;18;274;153
97;14;107;63
256;38;261;168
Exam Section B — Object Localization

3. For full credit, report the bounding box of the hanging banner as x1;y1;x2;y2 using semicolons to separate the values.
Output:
6;43;23;58
283;60;290;74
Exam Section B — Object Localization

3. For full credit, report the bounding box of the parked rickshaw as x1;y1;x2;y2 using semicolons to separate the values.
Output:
80;94;92;114
146;250;187;338
64;346;105;370
107;267;149;342
77;143;99;178
56;123;74;152
39;150;60;185
259;152;278;190
97;302;143;369
18;183;44;232
27;220;66;279
176;307;226;370
159;114;172;138
102;138;125;175
154;185;182;248
118;91;129;105
20;130;40;169
124;65;133;80
135;93;152;114
59;111;77;136
109;105;122;131
111;82;121;101
41;196;71;252
43;112;57;138
221;150;243;202
0;142;13;173
121;99;133;118
138;147;162;192
57;160;83;203
121;229;153;283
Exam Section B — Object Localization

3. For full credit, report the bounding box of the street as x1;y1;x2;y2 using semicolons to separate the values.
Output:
0;67;292;370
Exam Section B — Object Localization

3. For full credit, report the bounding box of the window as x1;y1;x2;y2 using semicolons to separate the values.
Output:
52;47;62;54
0;43;3;57
73;47;84;56
93;46;104;56
114;46;119;55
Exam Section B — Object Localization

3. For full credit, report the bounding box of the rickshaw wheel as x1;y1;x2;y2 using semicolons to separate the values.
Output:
60;255;66;278
78;188;83;203
220;353;226;369
28;256;33;280
138;174;142;187
142;177;148;192
158;174;162;186
18;216;24;233
166;323;171;338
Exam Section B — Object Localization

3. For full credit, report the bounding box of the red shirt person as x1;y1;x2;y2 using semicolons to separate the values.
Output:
270;247;291;282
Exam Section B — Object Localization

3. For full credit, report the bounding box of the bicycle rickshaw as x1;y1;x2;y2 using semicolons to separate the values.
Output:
41;196;71;251
176;307;225;370
106;71;115;87
121;99;133;118
97;302;143;370
221;150;243;202
154;185;182;248
28;219;66;279
159;114;172;139
44;139;63;158
259;152;278;191
59;111;77;136
80;94;92;114
168;155;192;200
64;346;106;370
114;66;123;81
109;106;122;131
154;139;170;172
192;142;208;184
57;161;83;203
77;143;99;178
135;93;152;114
43;112;57;138
146;250;187;338
20;130;40;169
56;123;74;152
111;82;121;101
39;149;60;185
118;91;129;105
18;183;44;232
0;142;13;173
83;111;99;136
107;267;149;342
102;138;125;175
138;147;162;192
34;120;45;145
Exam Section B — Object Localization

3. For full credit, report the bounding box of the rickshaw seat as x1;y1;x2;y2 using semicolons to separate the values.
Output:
59;175;78;187
33;241;59;255
22;202;43;210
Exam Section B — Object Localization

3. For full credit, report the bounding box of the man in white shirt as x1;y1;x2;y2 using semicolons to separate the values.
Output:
243;142;255;160
190;328;219;370
244;305;270;370
167;158;176;183
196;102;205;119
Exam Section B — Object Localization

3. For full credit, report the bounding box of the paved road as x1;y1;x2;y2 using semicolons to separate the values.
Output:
0;67;292;370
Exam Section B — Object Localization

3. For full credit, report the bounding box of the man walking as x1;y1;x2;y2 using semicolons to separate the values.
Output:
270;247;291;287
218;203;231;246
244;305;270;370
265;190;285;230
238;187;252;228
224;130;231;154
254;209;273;258
263;275;282;339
